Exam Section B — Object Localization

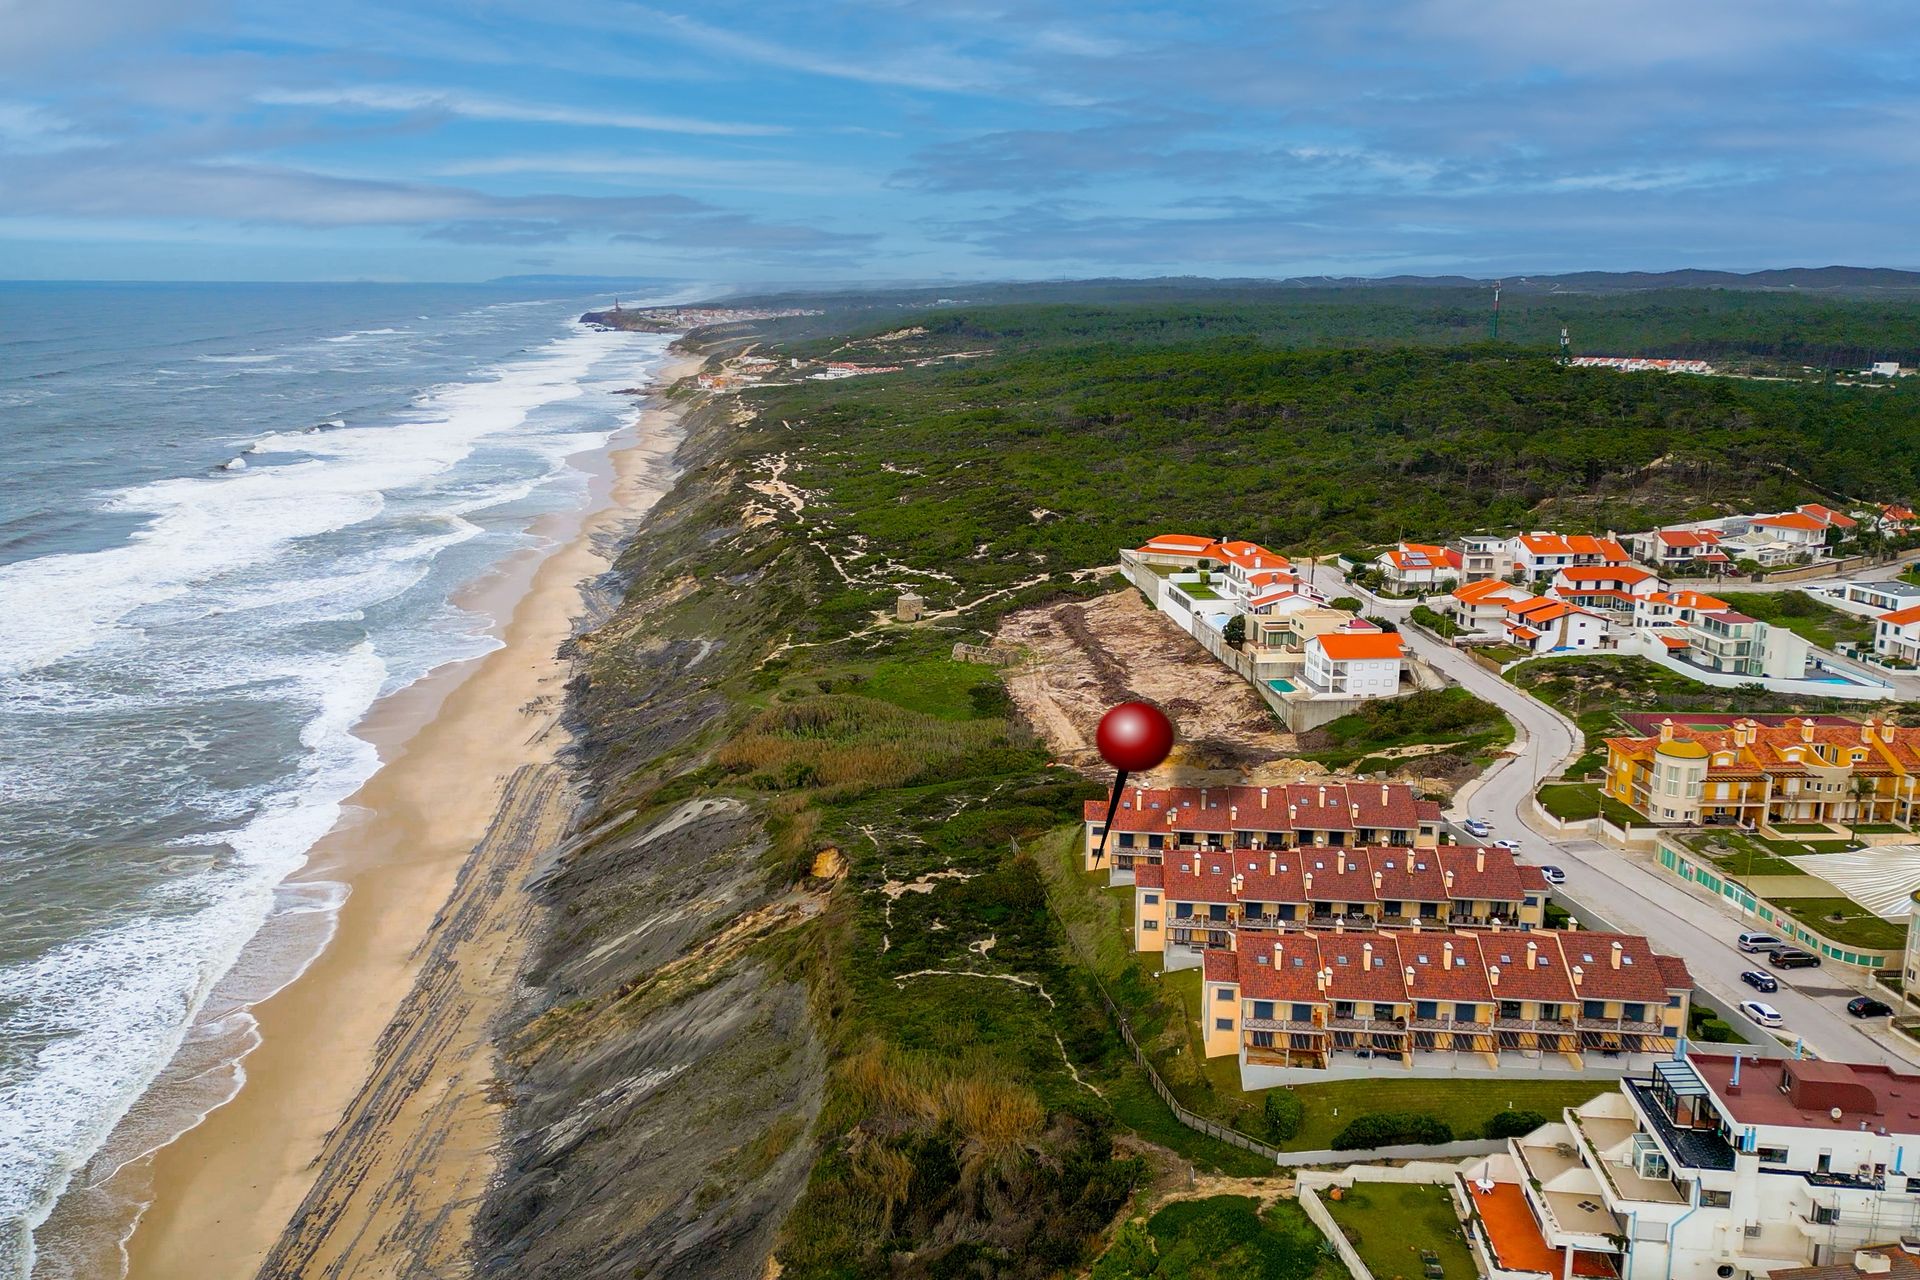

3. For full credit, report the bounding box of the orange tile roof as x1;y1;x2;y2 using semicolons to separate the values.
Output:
1656;529;1720;548
1137;533;1215;553
1470;1182;1618;1278
1516;533;1630;560
1643;590;1728;610
1798;503;1857;528
1452;578;1524;603
1753;512;1826;531
1556;564;1654;583
1314;631;1405;661
1215;539;1289;570
1881;605;1920;626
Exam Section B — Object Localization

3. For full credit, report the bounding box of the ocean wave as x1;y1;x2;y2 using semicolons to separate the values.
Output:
320;328;407;343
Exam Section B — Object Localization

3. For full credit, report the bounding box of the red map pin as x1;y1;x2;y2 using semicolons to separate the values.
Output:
1092;701;1174;863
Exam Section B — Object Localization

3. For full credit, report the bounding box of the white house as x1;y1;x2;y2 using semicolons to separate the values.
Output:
1445;578;1534;632
1374;541;1459;592
1632;590;1730;629
1630;527;1729;571
1748;510;1837;551
1835;580;1920;614
1503;597;1611;654
1467;1053;1920;1280
1548;564;1665;617
1508;532;1633;580
1876;605;1920;665
1302;629;1404;696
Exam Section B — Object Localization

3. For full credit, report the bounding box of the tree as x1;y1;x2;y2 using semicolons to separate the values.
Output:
1263;1088;1304;1141
1223;614;1246;648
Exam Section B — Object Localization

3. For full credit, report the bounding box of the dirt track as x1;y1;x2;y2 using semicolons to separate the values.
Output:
996;590;1331;787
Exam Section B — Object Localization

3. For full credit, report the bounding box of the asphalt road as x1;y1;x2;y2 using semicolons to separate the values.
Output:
1319;563;1920;1070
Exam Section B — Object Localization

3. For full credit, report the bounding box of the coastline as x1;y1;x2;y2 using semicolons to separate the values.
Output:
110;348;706;1280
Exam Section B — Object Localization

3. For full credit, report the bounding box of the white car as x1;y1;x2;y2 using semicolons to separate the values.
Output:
1738;1000;1785;1028
1463;819;1492;838
1539;865;1567;885
1493;838;1522;852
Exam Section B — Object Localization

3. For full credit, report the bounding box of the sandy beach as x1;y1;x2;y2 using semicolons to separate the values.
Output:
114;350;706;1280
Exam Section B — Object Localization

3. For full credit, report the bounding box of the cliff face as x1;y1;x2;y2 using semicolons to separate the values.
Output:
478;386;824;1280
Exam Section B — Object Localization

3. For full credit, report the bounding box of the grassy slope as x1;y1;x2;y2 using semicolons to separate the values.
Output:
1718;590;1876;651
542;294;1920;1277
1324;1183;1478;1280
1093;1195;1343;1280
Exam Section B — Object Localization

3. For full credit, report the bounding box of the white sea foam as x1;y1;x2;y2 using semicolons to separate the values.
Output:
0;317;674;1280
321;328;406;343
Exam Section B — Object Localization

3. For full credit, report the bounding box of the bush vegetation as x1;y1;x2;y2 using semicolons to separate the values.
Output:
1331;1111;1453;1150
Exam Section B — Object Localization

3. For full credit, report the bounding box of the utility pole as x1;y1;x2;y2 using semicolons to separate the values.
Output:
1560;326;1571;365
1490;280;1502;342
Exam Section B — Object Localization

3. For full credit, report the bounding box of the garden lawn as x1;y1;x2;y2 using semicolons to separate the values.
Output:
1324;1182;1478;1280
1719;591;1877;652
1286;1078;1612;1152
1537;782;1644;827
1769;896;1908;950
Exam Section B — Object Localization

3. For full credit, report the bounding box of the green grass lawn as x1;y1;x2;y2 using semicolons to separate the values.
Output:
1769;896;1908;950
1093;1196;1341;1280
1537;782;1645;827
1323;1183;1477;1280
1473;643;1530;665
856;655;1007;720
1769;821;1835;834
1182;582;1224;600
1286;1079;1610;1151
1687;832;1811;878
1853;823;1912;834
1719;590;1876;652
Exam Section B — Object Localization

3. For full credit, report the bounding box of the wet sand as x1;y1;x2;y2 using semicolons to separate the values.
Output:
120;351;705;1280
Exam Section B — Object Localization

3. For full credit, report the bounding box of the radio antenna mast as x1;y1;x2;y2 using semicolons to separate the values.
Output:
1490;280;1503;341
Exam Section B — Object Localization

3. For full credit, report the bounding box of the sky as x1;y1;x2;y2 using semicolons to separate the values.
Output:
2;0;1917;283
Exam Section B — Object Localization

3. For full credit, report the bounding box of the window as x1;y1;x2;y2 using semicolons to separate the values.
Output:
1456;1003;1478;1022
1583;1000;1606;1019
1118;833;1135;848
1142;919;1158;931
1143;893;1160;905
1215;987;1235;1002
1755;1146;1789;1164
1700;1190;1732;1208
1415;1001;1437;1019
1215;1018;1233;1032
1292;1003;1314;1022
1252;1001;1274;1020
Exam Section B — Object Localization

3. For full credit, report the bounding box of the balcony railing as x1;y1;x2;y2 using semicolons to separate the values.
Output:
1495;1017;1578;1032
1330;1016;1409;1033
1243;1017;1326;1034
1410;1017;1493;1032
1577;1017;1663;1034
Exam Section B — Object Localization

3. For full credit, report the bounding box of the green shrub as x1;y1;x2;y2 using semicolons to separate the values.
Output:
1331;596;1364;612
1330;1111;1453;1150
1263;1088;1304;1142
1483;1109;1548;1139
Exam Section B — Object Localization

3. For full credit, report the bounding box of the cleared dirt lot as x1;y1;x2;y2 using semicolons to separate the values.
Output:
996;590;1329;787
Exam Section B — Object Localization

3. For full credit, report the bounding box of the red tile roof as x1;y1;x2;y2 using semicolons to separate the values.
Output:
1656;530;1721;548
1516;534;1630;561
1086;782;1435;836
1555;564;1654;584
1753;512;1826;531
1881;605;1920;626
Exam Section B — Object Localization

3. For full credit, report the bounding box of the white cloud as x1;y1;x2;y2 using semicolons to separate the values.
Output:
255;85;787;137
0;101;101;153
623;5;995;92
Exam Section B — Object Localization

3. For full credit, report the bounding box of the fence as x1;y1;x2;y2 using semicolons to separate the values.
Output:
952;641;1019;665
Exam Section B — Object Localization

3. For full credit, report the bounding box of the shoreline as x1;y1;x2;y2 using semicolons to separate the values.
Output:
110;347;706;1280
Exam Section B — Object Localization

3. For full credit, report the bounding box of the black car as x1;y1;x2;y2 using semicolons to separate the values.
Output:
1767;948;1821;970
1739;970;1778;992
1848;996;1893;1018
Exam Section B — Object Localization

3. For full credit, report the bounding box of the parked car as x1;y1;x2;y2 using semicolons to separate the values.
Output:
1463;819;1492;838
1848;997;1893;1018
1739;1000;1785;1029
1539;865;1567;885
1740;970;1778;992
1493;839;1522;852
1737;932;1783;953
1767;948;1821;970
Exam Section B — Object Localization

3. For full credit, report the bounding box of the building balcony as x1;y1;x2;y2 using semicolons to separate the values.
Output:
1576;1017;1663;1034
1244;1017;1325;1035
1410;1017;1493;1032
1330;1016;1409;1033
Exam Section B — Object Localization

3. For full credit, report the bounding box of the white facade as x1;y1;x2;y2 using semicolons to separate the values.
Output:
1876;611;1920;665
1500;1055;1920;1280
1303;638;1402;696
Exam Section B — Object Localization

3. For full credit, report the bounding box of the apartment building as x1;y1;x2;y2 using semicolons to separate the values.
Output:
1466;1053;1920;1280
1504;596;1612;654
1083;781;1442;879
1603;716;1920;828
1549;564;1665;617
1303;629;1406;696
1202;927;1691;1085
1681;611;1815;679
1633;590;1731;630
1131;843;1551;957
1510;533;1634;581
1874;606;1920;666
1445;578;1536;632
1630;527;1730;571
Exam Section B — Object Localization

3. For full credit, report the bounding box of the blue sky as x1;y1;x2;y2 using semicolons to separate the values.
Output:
2;0;1916;283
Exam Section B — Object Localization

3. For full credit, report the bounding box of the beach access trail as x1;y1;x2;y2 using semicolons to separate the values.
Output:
124;351;706;1280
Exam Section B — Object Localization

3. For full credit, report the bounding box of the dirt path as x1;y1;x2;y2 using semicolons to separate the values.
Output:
253;762;575;1280
997;590;1324;785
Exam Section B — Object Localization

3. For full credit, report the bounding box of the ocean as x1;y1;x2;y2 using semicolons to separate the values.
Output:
0;282;681;1278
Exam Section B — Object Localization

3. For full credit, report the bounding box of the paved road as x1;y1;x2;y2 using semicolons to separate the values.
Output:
1316;564;1920;1070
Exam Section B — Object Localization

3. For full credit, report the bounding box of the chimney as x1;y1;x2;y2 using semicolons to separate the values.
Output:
1316;966;1329;992
1260;786;1270;804
1318;785;1327;804
1373;870;1383;890
1659;717;1674;742
1273;939;1284;963
1611;940;1623;970
1405;965;1416;989
1136;785;1146;806
1572;965;1585;987
1489;965;1500;988
1230;805;1239;823
1304;872;1313;893
1351;802;1360;820
1802;720;1815;744
1476;849;1485;873
1201;788;1208;807
1231;873;1244;894
1381;783;1390;804
1444;869;1455;892
1527;940;1538;969
1443;940;1454;969
1337;850;1346;874
1885;721;1898;744
1363;942;1373;970
1288;804;1297;820
1864;720;1876;745
1268;851;1277;875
